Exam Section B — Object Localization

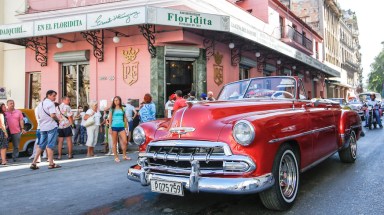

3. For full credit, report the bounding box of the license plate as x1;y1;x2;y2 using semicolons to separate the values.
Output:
150;180;184;196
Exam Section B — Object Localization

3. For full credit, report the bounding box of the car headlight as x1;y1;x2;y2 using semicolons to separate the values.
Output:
133;126;146;145
232;120;255;146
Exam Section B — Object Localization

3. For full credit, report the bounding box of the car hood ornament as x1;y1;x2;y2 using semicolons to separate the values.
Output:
169;127;196;138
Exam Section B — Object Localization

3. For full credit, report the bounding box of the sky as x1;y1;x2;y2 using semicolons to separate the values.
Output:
337;0;384;85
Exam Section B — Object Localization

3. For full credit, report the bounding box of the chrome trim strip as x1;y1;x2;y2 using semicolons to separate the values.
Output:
179;107;188;128
128;167;274;195
301;150;337;172
148;140;233;156
268;125;336;144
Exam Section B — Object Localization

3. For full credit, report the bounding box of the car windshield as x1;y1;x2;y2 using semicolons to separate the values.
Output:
217;80;250;100
217;77;296;100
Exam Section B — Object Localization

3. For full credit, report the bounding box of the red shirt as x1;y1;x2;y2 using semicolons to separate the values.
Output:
5;109;23;134
173;98;187;111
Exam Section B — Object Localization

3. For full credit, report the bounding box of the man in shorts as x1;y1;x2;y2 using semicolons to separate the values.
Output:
30;90;61;170
57;96;74;159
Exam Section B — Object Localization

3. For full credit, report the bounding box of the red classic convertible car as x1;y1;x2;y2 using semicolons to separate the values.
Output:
128;76;362;210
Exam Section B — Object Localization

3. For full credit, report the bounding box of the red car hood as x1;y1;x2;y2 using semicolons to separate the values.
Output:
154;100;296;141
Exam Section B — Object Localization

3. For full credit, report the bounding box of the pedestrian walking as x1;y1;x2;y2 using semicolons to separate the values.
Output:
56;96;74;159
5;99;26;162
30;90;61;170
84;101;101;157
139;93;156;123
0;103;9;165
200;93;207;101
79;106;88;145
173;90;187;112
207;91;216;101
124;98;137;144
187;90;197;101
97;109;106;145
165;94;176;118
108;96;130;162
72;106;83;145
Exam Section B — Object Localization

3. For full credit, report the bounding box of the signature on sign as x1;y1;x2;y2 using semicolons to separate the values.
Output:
91;11;140;27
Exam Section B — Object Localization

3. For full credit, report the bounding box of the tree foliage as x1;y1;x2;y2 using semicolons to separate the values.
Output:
367;51;384;95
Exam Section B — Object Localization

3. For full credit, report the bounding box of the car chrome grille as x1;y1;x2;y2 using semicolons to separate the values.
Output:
139;140;256;175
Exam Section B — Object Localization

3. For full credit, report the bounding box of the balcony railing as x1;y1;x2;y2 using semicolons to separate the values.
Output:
286;26;313;52
340;36;354;50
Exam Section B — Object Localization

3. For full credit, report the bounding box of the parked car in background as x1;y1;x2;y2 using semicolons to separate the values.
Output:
7;109;37;156
328;98;351;109
348;99;365;120
128;76;362;211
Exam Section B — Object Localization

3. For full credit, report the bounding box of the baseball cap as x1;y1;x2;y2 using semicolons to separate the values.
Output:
169;94;176;100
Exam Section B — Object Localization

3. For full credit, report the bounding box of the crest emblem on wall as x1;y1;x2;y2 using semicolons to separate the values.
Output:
213;51;223;86
122;48;140;86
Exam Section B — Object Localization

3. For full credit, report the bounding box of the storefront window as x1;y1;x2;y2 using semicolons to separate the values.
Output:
28;72;41;108
61;63;90;109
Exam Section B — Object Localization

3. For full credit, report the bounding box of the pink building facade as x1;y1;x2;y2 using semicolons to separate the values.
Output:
0;0;340;116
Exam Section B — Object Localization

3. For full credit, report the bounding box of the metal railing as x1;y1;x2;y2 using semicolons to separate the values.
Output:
286;26;313;52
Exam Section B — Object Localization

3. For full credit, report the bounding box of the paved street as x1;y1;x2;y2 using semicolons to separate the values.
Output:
1;126;384;215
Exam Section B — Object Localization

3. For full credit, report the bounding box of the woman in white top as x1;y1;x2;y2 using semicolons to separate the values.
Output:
84;101;101;157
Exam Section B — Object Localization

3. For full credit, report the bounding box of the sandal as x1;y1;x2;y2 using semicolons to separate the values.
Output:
114;158;120;163
30;163;39;170
123;156;132;160
48;163;62;169
1;163;7;166
68;155;74;159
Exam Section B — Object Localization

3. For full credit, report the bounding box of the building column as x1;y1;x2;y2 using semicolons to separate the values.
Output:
195;48;207;98
150;46;165;118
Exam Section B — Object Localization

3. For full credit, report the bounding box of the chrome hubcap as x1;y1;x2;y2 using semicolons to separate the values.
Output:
279;151;298;201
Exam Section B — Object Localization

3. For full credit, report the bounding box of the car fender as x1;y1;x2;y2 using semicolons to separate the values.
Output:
338;110;362;149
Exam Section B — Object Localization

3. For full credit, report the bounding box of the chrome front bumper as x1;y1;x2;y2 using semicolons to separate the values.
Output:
127;164;274;194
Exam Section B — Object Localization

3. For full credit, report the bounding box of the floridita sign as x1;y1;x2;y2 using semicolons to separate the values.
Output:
35;15;86;36
148;7;230;32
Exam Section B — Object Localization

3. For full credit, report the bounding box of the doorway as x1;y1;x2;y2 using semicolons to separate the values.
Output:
165;60;194;98
61;62;90;109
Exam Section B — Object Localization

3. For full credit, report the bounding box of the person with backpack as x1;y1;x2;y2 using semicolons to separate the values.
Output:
108;96;130;163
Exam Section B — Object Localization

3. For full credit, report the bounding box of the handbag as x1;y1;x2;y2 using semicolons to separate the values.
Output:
84;116;95;127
